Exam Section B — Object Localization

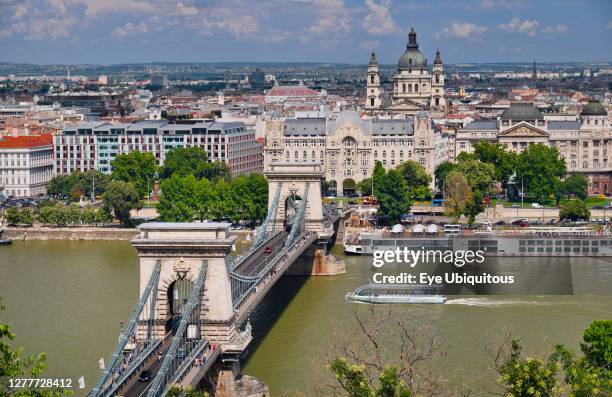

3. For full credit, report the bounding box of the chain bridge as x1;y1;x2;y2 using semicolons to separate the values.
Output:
89;163;347;397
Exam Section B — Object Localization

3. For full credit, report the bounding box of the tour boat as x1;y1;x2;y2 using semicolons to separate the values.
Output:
345;283;447;304
0;228;11;245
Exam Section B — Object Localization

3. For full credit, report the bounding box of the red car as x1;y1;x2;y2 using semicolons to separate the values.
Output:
263;246;272;254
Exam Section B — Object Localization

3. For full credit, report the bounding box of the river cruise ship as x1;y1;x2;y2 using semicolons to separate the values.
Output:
345;283;447;304
344;225;612;257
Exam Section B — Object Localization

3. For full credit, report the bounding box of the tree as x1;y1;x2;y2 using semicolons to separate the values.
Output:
5;207;20;225
1;300;68;396
463;189;484;225
102;180;142;226
47;171;111;200
372;161;386;197
472;141;518;187
434;161;455;192
396;160;432;199
560;199;591;222
158;174;199;222
110;151;158;197
66;204;82;225
159;147;230;181
515;144;567;202
357;177;373;196
328;358;411;397
82;207;97;225
455;158;495;194
376;170;411;223
95;208;112;225
443;172;472;223
20;208;34;226
38;206;54;226
562;173;589;200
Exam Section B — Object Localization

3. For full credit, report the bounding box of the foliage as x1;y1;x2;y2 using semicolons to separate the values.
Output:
328;358;411;397
434;161;455;192
496;339;560;397
515;144;567;202
1;300;68;396
47;170;110;200
559;173;589;200
102;180;142;226
463;189;484;225
357;177;373;196
443;171;472;222
376;170;411;223
159;147;230;181
20;208;34;226
81;207;97;225
396;160;432;199
66;204;82;225
372;161;386;197
5;207;21;225
472;141;518;187
559;199;591;221
110;151;158;197
455;158;495;194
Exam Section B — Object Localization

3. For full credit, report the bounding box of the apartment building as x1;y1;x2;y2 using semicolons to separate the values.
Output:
0;134;54;197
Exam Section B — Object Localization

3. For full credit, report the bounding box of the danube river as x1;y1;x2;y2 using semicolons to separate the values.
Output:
1;241;611;395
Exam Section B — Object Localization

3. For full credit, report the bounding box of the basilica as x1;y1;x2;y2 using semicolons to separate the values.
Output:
365;28;446;115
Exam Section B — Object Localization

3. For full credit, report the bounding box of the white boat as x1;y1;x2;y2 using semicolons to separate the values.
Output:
345;283;447;304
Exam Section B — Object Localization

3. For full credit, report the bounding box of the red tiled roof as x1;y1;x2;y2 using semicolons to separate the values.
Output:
0;134;53;149
266;85;318;97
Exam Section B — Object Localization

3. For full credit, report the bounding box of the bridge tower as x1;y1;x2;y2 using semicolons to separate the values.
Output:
132;222;238;344
264;162;326;235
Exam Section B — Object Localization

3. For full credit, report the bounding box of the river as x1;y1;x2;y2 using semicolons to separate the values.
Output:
1;241;611;395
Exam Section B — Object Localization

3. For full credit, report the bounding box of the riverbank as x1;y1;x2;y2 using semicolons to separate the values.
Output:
3;226;139;240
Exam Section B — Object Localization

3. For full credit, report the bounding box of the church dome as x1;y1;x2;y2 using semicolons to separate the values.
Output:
580;100;607;116
398;28;427;70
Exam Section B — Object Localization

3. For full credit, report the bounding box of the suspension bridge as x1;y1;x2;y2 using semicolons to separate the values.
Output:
89;163;346;397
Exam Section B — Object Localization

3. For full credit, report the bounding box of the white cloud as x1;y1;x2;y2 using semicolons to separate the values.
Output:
362;0;397;36
174;2;198;16
111;21;149;37
299;0;351;43
606;21;612;30
542;24;569;34
499;17;539;36
83;0;157;17
436;22;488;40
480;0;523;9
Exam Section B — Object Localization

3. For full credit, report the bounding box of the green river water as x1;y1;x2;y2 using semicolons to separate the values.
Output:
0;241;611;396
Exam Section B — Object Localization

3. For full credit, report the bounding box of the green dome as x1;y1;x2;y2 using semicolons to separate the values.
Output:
581;100;607;116
398;28;427;70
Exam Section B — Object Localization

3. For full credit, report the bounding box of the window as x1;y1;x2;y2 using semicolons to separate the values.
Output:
408;83;412;93
371;74;375;84
571;160;576;169
370;98;374;106
583;161;588;168
402;83;406;93
435;74;440;83
414;84;419;93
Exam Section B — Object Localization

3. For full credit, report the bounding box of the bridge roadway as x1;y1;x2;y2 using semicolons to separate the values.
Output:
119;334;173;397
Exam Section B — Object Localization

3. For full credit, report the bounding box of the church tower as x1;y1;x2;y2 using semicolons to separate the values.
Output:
365;50;381;111
431;49;445;110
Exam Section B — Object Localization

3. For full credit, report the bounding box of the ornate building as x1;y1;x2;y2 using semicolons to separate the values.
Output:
263;111;452;196
456;101;612;195
365;28;445;115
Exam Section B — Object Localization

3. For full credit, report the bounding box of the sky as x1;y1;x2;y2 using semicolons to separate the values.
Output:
0;0;611;65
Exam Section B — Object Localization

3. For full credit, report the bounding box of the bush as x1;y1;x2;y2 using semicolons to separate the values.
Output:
5;207;21;225
560;199;591;221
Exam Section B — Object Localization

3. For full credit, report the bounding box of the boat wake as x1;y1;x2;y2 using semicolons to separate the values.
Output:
444;298;554;307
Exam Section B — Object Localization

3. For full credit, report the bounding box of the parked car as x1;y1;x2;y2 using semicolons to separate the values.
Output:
531;203;543;209
593;205;604;210
511;204;521;208
495;220;506;226
263;246;273;254
512;219;529;227
546;218;558;225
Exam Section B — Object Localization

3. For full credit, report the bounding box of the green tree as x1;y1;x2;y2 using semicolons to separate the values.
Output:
158;174;199;222
38;206;54;226
377;170;411;223
472;141;518;187
560;199;591;222
562;173;589;200
159;147;229;181
102;180;142;226
66;204;82;225
328;358;411;397
357;177;373;196
110;151;158;197
20;208;34;226
396;160;432;199
434;161;455;192
5;207;20;225
47;171;111;200
444;171;472;223
372;161;386;197
95;208;112;225
463;189;484;225
497;339;560;397
82;207;97;225
455;158;495;194
515;144;567;202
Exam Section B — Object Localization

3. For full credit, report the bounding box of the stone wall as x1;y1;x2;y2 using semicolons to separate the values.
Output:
3;226;138;241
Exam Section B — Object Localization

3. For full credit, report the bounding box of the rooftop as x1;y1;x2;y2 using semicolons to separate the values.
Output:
0;134;53;149
500;102;544;121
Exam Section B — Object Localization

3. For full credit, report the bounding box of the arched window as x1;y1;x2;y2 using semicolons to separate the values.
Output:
370;98;374;106
294;151;298;158
408;83;412;93
571;160;576;169
595;119;598;125
399;150;404;157
371;74;375;83
435;74;440;83
382;150;386;157
435;97;440;106
422;83;426;90
402;83;406;93
414;84;419;93
311;151;315;158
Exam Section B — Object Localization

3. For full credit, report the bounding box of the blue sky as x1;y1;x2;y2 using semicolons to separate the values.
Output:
0;0;611;65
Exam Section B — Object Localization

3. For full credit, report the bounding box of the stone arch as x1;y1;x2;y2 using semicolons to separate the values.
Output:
343;178;356;196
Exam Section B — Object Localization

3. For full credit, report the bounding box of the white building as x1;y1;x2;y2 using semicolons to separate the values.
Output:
0;134;54;197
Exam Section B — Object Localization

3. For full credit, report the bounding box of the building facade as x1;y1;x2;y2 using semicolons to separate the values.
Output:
0;134;54;197
54;121;263;176
456;101;612;195
365;28;445;115
264;110;451;195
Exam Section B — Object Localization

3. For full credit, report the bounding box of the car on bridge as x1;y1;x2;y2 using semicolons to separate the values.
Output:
264;246;273;254
138;370;152;382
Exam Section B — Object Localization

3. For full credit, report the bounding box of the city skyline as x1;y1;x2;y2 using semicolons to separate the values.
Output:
0;0;611;65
